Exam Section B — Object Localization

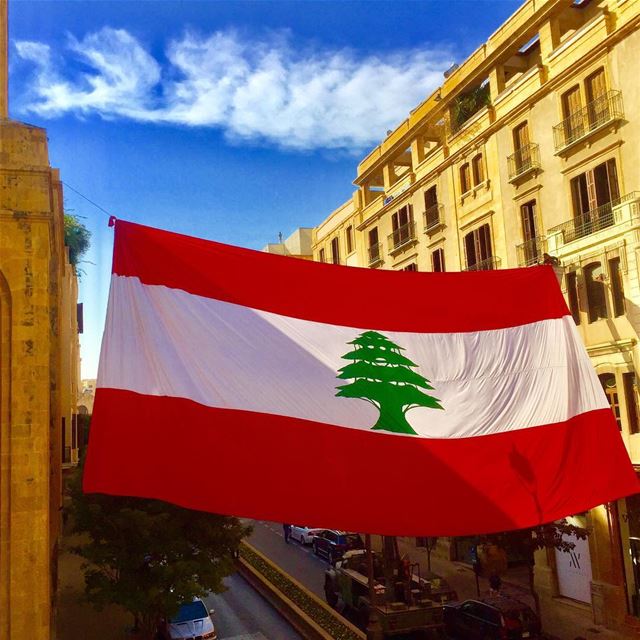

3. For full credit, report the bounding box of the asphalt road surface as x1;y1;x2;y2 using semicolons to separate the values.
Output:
204;572;302;640
247;520;328;598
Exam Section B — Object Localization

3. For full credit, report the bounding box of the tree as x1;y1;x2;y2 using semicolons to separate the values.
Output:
451;82;491;132
336;330;443;435
478;519;589;618
63;213;91;267
67;457;251;639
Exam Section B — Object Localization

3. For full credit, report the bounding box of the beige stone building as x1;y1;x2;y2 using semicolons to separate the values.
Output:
0;0;82;636
310;0;640;633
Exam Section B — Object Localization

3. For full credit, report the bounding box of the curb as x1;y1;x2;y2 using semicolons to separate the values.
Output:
237;541;365;640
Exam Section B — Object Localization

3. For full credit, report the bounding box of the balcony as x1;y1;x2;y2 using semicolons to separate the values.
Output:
552;90;624;153
368;243;383;267
507;143;541;182
516;237;546;267
387;222;417;254
424;203;445;234
547;192;640;246
463;256;501;272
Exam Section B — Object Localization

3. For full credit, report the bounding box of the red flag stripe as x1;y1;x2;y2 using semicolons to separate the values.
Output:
83;388;639;536
111;220;569;333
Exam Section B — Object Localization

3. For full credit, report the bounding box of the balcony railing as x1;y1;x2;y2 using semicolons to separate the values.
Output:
368;243;383;266
553;90;624;152
507;143;541;181
548;192;640;245
424;203;445;233
463;256;501;272
516;237;546;267
387;222;416;252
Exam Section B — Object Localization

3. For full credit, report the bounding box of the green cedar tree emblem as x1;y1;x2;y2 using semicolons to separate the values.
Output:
336;330;443;435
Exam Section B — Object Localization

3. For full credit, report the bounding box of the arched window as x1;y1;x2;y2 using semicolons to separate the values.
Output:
472;153;485;186
599;373;621;430
584;262;607;322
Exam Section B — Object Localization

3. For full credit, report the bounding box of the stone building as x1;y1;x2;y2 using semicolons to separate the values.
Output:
310;0;640;633
0;0;82;636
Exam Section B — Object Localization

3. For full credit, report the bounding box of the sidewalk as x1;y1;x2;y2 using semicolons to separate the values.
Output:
56;533;133;640
393;537;635;640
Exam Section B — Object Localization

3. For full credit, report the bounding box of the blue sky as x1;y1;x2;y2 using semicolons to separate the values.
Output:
9;0;522;377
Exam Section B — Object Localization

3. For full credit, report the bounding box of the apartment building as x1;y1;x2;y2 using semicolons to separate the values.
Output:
311;0;640;632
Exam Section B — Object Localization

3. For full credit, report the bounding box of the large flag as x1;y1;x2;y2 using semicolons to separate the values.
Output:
84;220;639;536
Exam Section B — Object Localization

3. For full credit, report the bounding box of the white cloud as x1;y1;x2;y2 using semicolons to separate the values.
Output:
15;27;452;151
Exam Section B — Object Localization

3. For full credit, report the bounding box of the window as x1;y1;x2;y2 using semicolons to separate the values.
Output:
571;159;620;217
472;154;484;186
585;67;609;126
432;248;445;272
562;85;583;142
513;122;531;172
368;227;380;264
331;237;340;264
319;248;325;263
566;271;581;325
624;372;639;435
424;186;440;230
391;205;414;248
460;163;471;194
609;257;625;317
464;224;493;270
599;373;621;430
585;262;608;322
403;263;418;272
520;200;539;264
346;225;354;254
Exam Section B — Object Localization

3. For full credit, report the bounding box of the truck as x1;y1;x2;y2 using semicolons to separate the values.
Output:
324;547;457;637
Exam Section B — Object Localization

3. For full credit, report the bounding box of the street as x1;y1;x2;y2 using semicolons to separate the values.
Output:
247;521;448;639
205;572;302;640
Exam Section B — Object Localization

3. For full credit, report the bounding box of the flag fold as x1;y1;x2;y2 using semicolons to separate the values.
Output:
84;220;639;536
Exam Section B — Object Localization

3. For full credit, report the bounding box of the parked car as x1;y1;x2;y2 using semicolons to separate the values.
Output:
290;525;323;545
312;530;364;564
158;598;217;640
443;596;540;639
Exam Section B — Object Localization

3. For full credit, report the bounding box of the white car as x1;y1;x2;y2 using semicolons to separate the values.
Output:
290;525;323;545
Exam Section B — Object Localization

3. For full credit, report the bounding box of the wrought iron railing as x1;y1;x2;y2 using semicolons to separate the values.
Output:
507;143;541;180
516;237;546;267
463;256;501;272
387;222;416;252
548;192;639;244
424;203;445;233
553;90;624;151
368;243;383;265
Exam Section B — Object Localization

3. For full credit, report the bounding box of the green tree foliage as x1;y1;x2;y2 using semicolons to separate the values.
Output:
67;458;251;639
451;83;491;132
63;214;91;267
336;331;443;435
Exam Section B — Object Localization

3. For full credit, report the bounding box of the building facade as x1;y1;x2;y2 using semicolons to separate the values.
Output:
311;0;640;632
0;1;81;637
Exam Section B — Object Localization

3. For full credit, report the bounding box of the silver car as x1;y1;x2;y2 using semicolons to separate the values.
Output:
159;598;217;640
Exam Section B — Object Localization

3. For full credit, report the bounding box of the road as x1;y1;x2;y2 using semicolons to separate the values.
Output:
247;520;328;598
205;572;302;640
244;521;481;640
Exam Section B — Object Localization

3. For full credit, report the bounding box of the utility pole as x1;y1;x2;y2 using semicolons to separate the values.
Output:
0;0;8;119
365;534;384;640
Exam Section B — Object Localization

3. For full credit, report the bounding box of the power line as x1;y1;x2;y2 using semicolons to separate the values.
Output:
62;181;116;220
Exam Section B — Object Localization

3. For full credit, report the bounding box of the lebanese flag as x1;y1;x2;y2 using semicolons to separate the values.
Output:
84;220;639;536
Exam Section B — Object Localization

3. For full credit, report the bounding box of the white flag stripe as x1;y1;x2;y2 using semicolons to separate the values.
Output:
98;276;608;439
